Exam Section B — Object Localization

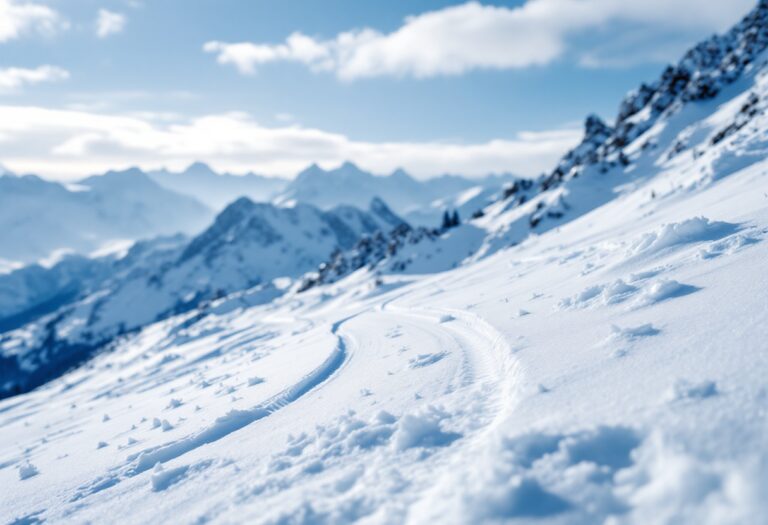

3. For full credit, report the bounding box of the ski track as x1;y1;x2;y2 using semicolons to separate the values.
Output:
45;291;522;522
70;314;358;503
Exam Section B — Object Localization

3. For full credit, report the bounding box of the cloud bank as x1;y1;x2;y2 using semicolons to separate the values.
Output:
0;105;581;180
205;0;754;79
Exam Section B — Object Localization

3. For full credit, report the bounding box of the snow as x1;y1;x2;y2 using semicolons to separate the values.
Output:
2;156;766;521
0;169;213;265
667;379;719;401
17;461;39;480
0;197;408;398
626;217;738;258
1;3;768;524
275;161;516;227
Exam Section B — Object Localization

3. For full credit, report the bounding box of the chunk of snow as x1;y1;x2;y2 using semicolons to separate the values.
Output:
609;323;661;341
393;408;461;451
247;376;265;386
18;461;39;480
627;217;738;257
668;379;719;401
559;279;638;309
150;462;189;492
635;280;698;307
408;352;448;368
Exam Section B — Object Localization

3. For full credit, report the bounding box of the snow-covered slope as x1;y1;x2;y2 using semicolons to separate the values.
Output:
2;147;765;523
0;197;407;399
2;2;768;524
298;0;768;283
149;162;287;210
275;162;517;227
0;168;213;266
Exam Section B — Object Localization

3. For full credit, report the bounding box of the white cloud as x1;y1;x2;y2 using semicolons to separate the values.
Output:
0;105;581;180
0;65;69;91
205;0;755;79
96;9;126;38
0;0;64;42
203;33;330;75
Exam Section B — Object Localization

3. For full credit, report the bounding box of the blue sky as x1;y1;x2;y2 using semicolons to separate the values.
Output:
0;0;756;180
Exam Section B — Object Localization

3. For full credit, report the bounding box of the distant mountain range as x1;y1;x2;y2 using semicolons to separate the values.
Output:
275;161;517;225
0;161;516;269
0;168;213;267
148;162;287;210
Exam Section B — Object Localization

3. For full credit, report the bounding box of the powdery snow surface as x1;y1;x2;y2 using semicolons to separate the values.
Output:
0;149;766;523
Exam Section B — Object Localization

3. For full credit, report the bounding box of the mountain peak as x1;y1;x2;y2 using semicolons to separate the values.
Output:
184;161;216;174
584;114;612;141
334;161;368;177
296;162;326;179
369;197;408;229
338;161;361;171
82;167;154;188
390;168;414;181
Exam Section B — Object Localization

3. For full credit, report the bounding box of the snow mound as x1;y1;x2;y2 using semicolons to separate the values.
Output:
699;232;759;259
393;407;461;451
559;280;638;309
247;376;265;386
627;217;738;258
561;277;699;310
429;426;642;522
408;351;448;369
18;461;39;480
667;379;719;401
635;280;699;307
612;432;767;525
609;323;661;341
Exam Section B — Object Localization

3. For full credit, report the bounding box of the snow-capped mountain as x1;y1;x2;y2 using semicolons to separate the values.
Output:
469;0;768;251
274;161;517;226
297;0;768;283
0;168;213;266
149;162;288;210
0;197;406;398
3;2;768;524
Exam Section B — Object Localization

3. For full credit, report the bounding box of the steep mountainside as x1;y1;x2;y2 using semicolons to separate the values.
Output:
300;0;768;286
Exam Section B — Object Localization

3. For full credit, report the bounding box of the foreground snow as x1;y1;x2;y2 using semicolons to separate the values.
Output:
1;149;766;523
